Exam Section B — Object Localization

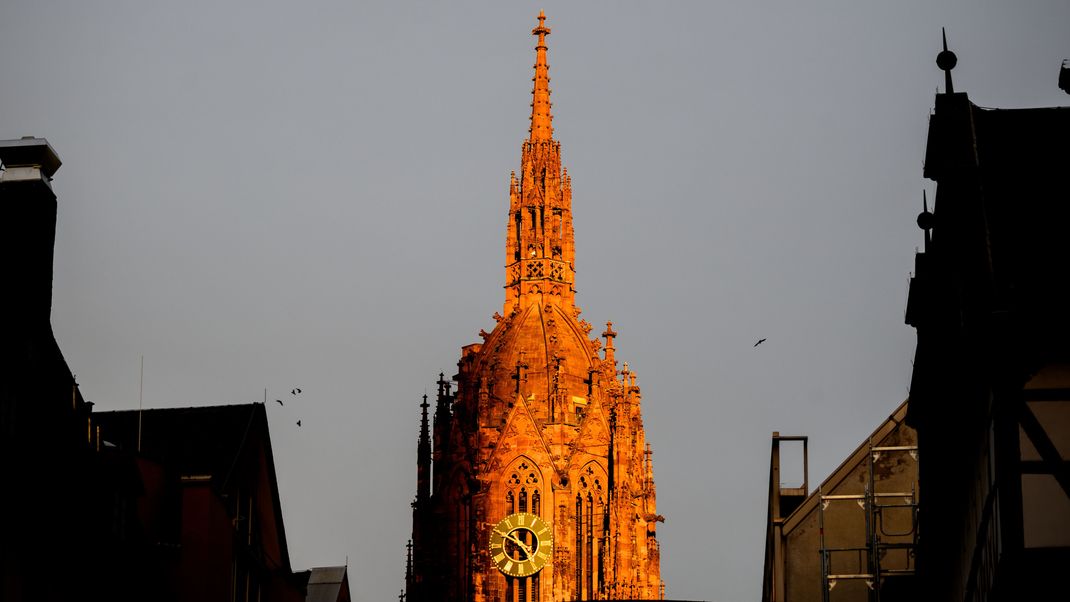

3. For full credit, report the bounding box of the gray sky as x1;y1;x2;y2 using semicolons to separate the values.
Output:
3;1;1069;600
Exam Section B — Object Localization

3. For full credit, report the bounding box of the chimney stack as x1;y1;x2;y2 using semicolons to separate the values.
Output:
0;136;64;329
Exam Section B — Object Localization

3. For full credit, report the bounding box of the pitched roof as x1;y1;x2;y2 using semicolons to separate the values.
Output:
96;404;261;484
780;400;911;533
306;566;349;602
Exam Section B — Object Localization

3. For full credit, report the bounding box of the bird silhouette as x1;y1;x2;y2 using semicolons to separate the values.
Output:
296;420;302;427
275;399;284;406
754;338;767;347
291;388;302;395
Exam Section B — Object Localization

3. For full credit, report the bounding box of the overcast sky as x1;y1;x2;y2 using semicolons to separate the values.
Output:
3;2;1069;600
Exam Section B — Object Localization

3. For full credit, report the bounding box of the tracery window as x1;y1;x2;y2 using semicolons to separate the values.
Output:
502;458;543;602
574;463;608;600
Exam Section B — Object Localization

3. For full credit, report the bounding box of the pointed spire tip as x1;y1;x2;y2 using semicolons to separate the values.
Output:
529;11;553;141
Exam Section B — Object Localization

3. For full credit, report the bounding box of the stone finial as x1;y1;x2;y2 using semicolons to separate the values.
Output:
603;321;617;364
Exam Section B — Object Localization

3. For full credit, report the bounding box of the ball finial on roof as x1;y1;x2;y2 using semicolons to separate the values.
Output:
936;28;958;93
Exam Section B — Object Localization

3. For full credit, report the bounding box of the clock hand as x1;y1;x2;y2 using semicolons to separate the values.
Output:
503;531;533;559
493;528;530;557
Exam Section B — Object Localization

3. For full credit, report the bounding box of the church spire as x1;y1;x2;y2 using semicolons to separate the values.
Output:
504;12;576;312
529;10;553;142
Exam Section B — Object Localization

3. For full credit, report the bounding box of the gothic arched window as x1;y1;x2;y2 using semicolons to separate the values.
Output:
514;212;523;261
503;457;542;516
502;457;544;602
575;462;609;599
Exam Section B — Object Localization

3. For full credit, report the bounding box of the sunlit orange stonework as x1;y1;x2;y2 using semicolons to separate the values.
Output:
407;13;664;602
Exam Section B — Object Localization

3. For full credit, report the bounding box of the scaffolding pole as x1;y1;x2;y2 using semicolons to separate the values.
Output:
818;443;918;602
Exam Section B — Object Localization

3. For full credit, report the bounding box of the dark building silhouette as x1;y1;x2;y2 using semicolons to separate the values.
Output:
94;404;312;602
0;137;348;601
0;136;114;600
905;35;1070;600
761;34;1070;602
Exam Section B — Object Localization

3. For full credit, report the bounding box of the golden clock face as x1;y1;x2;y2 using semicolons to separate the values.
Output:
488;512;553;577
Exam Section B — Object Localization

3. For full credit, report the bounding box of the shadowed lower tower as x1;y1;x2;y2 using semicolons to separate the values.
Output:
408;13;664;602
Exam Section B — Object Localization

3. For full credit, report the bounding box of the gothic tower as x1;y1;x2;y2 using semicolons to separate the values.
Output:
409;13;664;602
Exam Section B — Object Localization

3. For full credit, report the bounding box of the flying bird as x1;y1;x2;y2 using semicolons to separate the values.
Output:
754;338;767;347
292;388;302;395
296;420;302;427
275;399;284;406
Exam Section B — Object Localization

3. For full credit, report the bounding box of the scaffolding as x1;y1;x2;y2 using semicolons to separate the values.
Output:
818;444;918;602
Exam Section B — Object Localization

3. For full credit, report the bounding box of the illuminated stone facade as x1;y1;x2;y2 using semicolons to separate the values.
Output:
407;13;664;602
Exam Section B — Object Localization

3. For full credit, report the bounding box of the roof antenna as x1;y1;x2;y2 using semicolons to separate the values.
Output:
937;27;958;94
137;354;144;453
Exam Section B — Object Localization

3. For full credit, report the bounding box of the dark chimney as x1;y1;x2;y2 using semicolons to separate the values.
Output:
0;137;63;329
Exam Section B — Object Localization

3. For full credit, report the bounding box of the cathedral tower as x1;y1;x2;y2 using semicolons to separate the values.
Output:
409;13;664;602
